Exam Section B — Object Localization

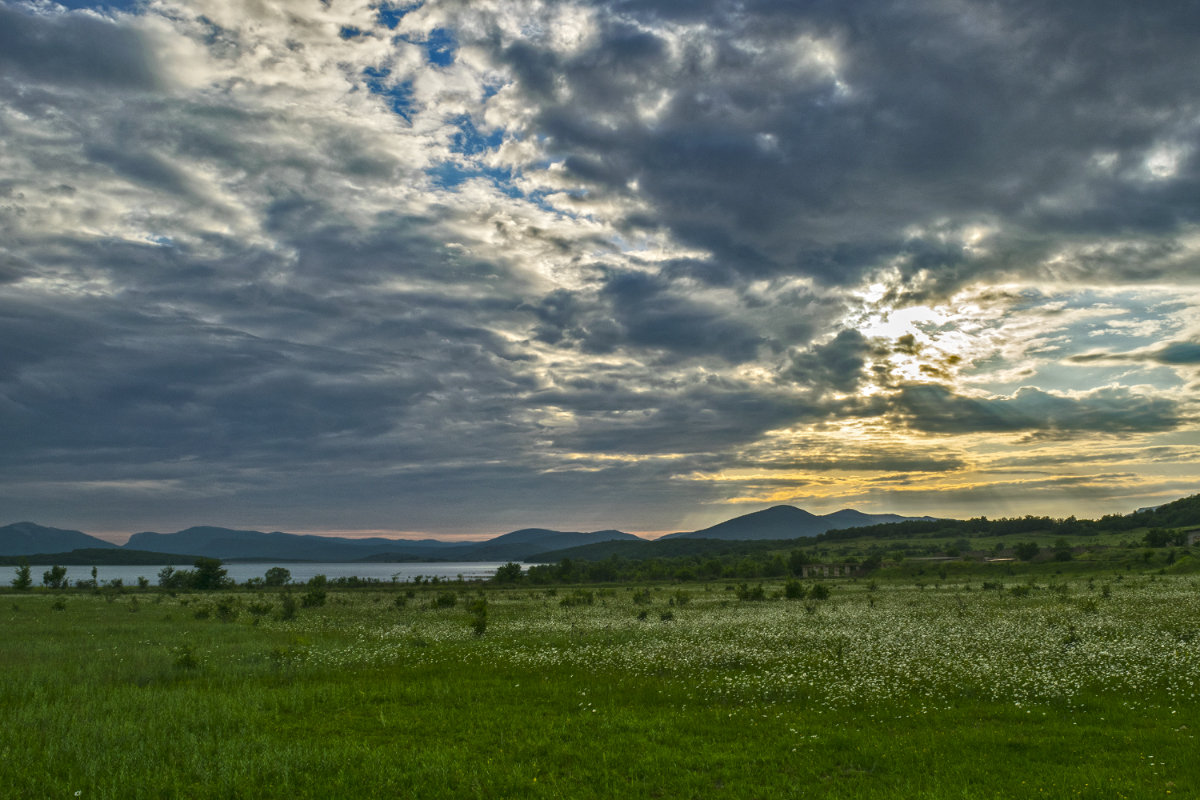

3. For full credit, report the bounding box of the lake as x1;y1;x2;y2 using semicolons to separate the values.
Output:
30;562;512;586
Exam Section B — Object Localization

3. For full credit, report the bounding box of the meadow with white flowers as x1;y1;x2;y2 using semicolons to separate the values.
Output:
2;573;1196;798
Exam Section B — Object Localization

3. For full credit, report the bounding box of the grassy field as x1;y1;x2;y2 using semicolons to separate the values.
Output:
2;573;1198;798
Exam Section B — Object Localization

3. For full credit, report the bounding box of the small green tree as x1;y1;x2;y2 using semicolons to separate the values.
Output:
1014;542;1040;561
788;549;811;576
263;567;292;587
466;594;488;637
191;558;230;591
301;575;327;607
11;561;32;591
1053;538;1073;562
493;562;523;583
42;565;68;589
735;583;766;601
784;579;806;600
279;592;298;620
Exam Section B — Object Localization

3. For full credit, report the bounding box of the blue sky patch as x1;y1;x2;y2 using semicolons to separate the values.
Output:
362;67;414;121
424;28;457;66
450;116;504;156
375;2;422;30
427;162;517;196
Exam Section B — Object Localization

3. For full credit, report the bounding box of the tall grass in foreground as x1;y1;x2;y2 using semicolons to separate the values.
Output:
1;576;1197;798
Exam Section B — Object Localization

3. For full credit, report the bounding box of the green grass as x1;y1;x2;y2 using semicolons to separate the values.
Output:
2;575;1198;798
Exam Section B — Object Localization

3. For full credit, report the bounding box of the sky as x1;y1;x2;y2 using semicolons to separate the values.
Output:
2;0;1199;542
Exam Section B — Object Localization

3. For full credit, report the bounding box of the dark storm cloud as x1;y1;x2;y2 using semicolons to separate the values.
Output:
783;329;874;393
0;4;159;89
891;383;1185;436
528;270;765;363
533;378;825;454
480;0;1200;291
1069;340;1200;366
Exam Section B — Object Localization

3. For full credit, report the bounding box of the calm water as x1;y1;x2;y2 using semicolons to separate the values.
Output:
28;562;511;586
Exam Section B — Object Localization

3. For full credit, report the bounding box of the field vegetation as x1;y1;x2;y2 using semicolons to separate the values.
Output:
3;555;1199;798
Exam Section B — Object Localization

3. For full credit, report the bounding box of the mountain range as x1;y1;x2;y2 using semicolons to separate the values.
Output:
0;506;929;562
661;505;926;541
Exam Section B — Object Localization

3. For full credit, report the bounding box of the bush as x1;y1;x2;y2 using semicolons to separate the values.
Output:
493;562;523;583
11;563;32;591
192;558;231;591
301;575;328;608
736;583;766;601
173;644;199;671
279;593;298;620
784;579;807;600
42;565;68;590
1014;542;1040;561
466;595;488;637
559;589;594;607
809;583;831;601
264;567;292;587
434;591;458;609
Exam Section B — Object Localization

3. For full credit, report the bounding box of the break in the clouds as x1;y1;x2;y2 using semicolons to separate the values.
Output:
2;0;1198;538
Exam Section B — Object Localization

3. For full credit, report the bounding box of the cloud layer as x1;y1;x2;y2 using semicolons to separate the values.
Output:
2;0;1198;537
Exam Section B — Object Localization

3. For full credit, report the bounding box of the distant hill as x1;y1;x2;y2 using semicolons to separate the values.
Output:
0;522;119;556
1131;493;1200;529
440;529;639;561
526;537;788;564
121;525;638;562
0;548;199;567
124;526;477;562
661;506;930;541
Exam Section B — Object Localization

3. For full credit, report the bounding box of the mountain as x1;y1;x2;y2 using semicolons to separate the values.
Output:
3;505;928;562
121;525;638;562
0;522;119;556
662;506;929;541
449;529;640;561
123;526;476;562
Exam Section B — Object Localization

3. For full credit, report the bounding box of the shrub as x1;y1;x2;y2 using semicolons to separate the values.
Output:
215;596;239;622
1014;542;1040;561
493;562;523;583
809;583;831;601
559;589;594;607
279;593;298;620
173;644;199;670
192;558;231;591
301;575;328;608
434;591;458;609
246;599;274;617
42;565;68;590
11;562;32;591
466;595;488;637
263;567;292;587
784;579;807;600
735;583;766;601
